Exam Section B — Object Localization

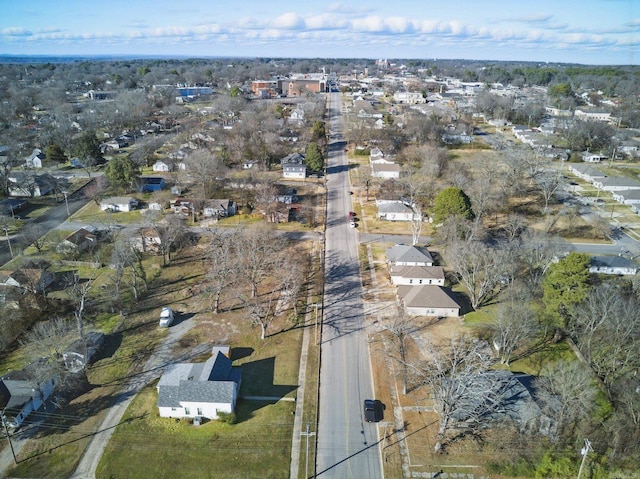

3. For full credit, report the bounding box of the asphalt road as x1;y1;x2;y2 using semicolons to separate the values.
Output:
315;92;382;478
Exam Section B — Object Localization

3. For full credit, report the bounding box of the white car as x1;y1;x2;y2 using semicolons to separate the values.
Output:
349;221;356;228
159;307;174;327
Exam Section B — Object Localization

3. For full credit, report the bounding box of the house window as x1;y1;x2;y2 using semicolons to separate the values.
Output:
185;407;191;415
197;408;203;416
409;279;413;284
419;279;423;284
428;279;432;284
171;407;177;412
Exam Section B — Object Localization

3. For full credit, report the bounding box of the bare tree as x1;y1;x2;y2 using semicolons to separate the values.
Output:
501;214;527;242
241;290;278;340
185;149;226;201
517;230;565;287
445;240;502;310
383;307;419;395
67;268;99;369
205;228;240;313
21;222;47;253
535;169;563;213
492;298;540;365
410;336;497;452
536;360;598;439
238;224;282;298
277;253;305;318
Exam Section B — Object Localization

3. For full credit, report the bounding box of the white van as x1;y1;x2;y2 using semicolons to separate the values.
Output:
159;307;174;327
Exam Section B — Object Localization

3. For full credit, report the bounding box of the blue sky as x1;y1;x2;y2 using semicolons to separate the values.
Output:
0;0;638;65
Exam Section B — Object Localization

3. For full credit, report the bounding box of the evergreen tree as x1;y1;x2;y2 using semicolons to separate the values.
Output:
305;142;324;172
432;186;474;224
542;252;590;328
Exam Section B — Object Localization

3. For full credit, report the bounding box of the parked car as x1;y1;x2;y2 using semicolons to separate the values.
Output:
159;307;174;327
363;399;382;422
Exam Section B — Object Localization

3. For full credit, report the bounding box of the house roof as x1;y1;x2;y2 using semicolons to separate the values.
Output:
280;152;305;165
377;201;414;215
596;176;640;188
568;164;605;177
389;265;444;280
101;196;137;205
398;285;460;310
613;189;640;200
590;255;638;271
386;244;434;264
157;352;241;407
371;163;400;173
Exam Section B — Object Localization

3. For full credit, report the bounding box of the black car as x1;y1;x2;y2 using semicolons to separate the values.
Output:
363;399;382;422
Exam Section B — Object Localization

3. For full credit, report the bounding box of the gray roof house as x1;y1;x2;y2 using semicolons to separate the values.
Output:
567;164;606;183
592;176;640;192
157;350;241;421
397;285;460;317
376;200;421;222
386;244;434;266
0;370;57;429
589;255;638;275
389;265;445;286
281;152;306;179
612;189;640;205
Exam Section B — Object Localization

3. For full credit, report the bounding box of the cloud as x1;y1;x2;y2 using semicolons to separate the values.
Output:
271;12;305;30
2;27;32;37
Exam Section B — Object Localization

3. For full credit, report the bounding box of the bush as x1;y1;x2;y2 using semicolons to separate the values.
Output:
217;411;236;424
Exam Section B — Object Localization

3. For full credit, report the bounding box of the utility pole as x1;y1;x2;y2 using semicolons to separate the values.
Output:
4;227;13;259
1;411;17;464
63;191;70;217
577;438;592;479
314;303;320;345
301;422;315;478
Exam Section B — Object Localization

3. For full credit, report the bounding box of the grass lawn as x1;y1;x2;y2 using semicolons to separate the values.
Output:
96;386;296;479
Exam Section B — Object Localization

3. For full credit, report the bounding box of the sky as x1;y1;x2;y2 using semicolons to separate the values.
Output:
0;0;638;65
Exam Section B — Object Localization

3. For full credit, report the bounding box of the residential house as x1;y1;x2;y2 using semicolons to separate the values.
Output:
397;285;460;317
0;371;57;429
393;91;426;104
0;198;27;216
386;244;434;266
574;108;612;123
171;198;195;216
567;164;606;183
281;152;306;179
100;196;138;212
389;264;445;286
612;189;640;205
8;172;54;197
139;176;166;192
592;176;640;192
157;349;241;421
376;200;421;222
130;227;162;253
589;256;638;275
152;160;171;172
203;199;237;219
371;163;401;179
447;370;557;437
24;148;45;168
288;107;305;125
56;227;98;255
581;151;607;163
0;260;55;294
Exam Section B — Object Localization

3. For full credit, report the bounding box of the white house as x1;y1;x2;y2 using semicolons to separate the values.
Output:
25;148;45;168
592;177;640;192
393;91;426;104
157;350;241;421
203;199;237;219
389;265;445;286
281;152;306;179
589;256;638;275
386;244;434;266
152;160;171;172
612;189;640;205
371;163;401;179
567;164;606;183
0;372;57;429
376;200;420;222
397;285;460;317
99;197;138;212
581;151;607;163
